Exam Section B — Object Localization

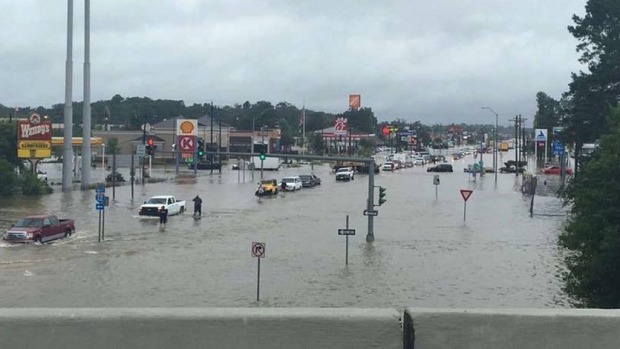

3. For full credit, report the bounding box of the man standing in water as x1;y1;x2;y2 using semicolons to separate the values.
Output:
192;194;203;216
159;205;168;227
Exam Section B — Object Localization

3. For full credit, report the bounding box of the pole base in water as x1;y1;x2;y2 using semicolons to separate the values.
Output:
366;234;374;243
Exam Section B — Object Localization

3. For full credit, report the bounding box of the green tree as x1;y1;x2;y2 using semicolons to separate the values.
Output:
0;121;20;168
559;108;620;308
0;159;19;195
106;138;121;155
562;0;620;150
534;92;561;129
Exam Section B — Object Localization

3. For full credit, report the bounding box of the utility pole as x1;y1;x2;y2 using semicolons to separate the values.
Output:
218;106;222;174
210;102;214;175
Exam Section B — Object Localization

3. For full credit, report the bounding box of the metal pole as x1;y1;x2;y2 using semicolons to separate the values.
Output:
210;102;214;175
81;0;92;189
345;214;349;265
98;210;101;243
366;162;375;242
219;110;222;174
112;153;116;200
261;126;264;179
251;114;255;182
494;113;498;184
101;144;105;182
130;151;134;199
102;204;105;241
256;257;261;302
435;184;438;200
515;115;519;177
142;116;146;184
463;202;467;221
62;0;74;191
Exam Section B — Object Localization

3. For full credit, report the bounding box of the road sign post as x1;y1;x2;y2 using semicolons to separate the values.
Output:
95;185;106;242
433;175;440;199
338;215;356;265
460;189;473;221
251;242;266;302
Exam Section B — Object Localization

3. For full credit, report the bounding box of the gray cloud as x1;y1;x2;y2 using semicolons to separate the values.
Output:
0;0;586;125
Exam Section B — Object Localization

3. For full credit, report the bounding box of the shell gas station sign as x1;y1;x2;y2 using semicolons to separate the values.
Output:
17;113;52;159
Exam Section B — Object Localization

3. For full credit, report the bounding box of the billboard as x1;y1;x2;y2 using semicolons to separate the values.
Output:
17;113;52;159
348;94;361;109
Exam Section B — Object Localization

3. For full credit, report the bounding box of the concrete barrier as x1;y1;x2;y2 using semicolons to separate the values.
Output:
0;308;402;349
4;307;620;348
406;308;620;349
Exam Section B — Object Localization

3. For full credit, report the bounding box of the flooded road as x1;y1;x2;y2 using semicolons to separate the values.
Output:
0;150;571;308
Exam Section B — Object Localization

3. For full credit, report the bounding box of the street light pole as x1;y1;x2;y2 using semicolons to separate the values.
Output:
482;107;499;184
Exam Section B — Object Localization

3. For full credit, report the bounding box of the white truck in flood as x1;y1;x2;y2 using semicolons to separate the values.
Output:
249;157;280;171
139;195;186;217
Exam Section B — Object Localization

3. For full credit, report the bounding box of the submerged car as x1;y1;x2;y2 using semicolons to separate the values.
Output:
299;174;321;187
426;164;453;172
281;176;302;191
255;179;279;196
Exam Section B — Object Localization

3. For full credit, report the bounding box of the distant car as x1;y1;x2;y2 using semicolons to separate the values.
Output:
299;174;321;187
413;157;425;166
281;176;302;191
188;161;222;170
542;166;573;175
499;166;525;174
382;162;394;171
427;164;453;172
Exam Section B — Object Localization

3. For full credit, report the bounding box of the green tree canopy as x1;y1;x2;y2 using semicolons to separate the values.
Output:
559;108;620;308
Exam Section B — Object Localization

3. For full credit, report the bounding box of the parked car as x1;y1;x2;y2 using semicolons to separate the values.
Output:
335;167;355;181
299;174;320;188
3;214;75;243
188;161;222;170
255;179;279;196
281;176;302;191
426;164;453;172
542;166;573;175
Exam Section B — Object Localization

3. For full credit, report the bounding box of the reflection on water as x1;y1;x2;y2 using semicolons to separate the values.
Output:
0;152;571;308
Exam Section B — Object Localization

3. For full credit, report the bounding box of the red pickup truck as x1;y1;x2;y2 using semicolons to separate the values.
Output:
3;214;75;243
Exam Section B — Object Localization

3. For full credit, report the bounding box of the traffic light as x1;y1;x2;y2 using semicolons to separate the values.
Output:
378;186;387;206
197;138;205;157
146;137;155;156
256;143;267;160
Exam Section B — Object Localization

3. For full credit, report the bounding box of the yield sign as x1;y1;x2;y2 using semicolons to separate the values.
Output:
178;135;195;152
460;189;473;202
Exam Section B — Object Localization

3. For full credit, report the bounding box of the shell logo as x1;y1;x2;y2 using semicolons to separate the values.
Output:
179;121;195;134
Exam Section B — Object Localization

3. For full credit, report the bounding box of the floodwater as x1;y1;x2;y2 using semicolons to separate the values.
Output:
0;150;571;308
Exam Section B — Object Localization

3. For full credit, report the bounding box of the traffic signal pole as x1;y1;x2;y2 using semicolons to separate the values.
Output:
366;161;375;242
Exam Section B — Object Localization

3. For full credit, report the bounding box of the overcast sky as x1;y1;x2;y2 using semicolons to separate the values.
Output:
0;0;587;125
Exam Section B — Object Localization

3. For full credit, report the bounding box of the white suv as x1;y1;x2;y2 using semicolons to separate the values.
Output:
281;176;302;191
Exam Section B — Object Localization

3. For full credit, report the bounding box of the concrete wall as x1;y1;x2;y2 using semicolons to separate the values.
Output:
407;308;620;349
0;308;401;349
3;308;620;348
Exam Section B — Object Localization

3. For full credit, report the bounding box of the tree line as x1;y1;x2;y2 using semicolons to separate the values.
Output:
532;0;620;308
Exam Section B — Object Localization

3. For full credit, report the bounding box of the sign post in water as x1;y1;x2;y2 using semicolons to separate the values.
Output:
251;242;266;302
460;189;473;221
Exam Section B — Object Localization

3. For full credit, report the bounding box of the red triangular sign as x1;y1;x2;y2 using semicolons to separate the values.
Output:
460;189;473;202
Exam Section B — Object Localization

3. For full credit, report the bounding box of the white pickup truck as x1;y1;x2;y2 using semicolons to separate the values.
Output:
139;195;186;217
335;167;355;181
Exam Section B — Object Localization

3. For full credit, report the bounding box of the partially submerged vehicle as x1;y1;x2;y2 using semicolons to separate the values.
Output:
255;179;279;196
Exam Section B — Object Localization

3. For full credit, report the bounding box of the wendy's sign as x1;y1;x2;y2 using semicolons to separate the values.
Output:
17;113;52;141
